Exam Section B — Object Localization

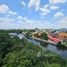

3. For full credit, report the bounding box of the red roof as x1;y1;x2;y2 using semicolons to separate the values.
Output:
48;35;61;43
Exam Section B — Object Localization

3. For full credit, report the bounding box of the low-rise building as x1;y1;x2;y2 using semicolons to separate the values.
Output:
58;32;67;44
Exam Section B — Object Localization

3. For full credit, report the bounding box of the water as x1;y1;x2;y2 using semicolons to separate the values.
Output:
9;33;67;60
47;44;67;60
17;34;25;39
9;33;25;39
28;38;67;60
9;33;17;36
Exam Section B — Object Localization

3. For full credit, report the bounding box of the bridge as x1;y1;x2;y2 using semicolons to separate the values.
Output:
32;36;57;45
32;32;61;45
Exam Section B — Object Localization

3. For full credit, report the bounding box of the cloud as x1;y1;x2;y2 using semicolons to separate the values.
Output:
17;16;54;29
17;16;28;24
58;16;67;28
21;1;26;7
50;5;59;10
0;14;57;29
40;4;51;15
0;17;14;22
17;16;23;20
0;22;19;29
0;17;20;29
0;15;54;29
17;16;28;22
40;8;50;15
54;12;64;18
0;4;9;13
49;0;67;4
28;0;40;11
0;4;17;16
8;11;17;15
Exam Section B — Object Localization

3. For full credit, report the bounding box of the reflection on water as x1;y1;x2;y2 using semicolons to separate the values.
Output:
29;38;67;60
17;34;25;39
47;44;67;60
9;33;17;36
28;38;40;45
9;33;67;60
9;33;25;39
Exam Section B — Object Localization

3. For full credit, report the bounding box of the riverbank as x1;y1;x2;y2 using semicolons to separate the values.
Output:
8;32;67;60
0;32;67;67
64;44;67;47
29;37;67;60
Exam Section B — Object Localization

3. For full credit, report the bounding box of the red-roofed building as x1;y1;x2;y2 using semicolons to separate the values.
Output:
48;35;61;43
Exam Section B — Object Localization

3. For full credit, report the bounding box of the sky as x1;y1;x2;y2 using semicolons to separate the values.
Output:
0;0;67;29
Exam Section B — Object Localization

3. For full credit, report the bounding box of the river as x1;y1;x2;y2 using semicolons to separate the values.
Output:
29;38;67;60
9;33;67;60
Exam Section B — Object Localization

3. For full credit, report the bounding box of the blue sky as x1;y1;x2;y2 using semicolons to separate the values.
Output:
0;0;67;29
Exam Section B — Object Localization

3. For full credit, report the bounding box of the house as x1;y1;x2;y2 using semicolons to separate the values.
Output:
58;32;67;44
58;32;67;40
48;35;61;43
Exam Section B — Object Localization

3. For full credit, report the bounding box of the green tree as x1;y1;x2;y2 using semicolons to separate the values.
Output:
0;31;67;67
40;32;48;40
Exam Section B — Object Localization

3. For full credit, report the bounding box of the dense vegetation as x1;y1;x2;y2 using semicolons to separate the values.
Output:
0;29;23;34
25;32;32;38
0;29;35;34
33;32;48;40
40;32;48;40
0;31;67;67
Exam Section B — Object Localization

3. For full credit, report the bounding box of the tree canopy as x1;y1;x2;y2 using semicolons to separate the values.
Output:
0;32;67;67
